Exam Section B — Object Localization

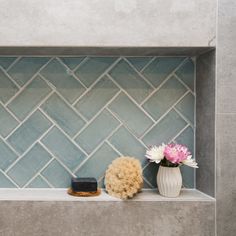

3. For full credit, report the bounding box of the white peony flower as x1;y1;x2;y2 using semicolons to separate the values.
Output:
145;144;166;164
182;156;198;168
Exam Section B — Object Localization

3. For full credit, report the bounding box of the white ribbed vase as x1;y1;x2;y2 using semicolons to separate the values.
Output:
157;166;182;197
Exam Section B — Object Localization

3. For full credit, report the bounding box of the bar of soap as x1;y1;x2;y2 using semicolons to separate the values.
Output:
71;177;97;192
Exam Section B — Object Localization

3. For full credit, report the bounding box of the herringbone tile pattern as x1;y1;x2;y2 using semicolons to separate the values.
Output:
0;56;195;188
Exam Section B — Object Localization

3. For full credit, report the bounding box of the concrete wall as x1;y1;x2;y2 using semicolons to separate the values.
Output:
0;0;216;47
0;200;215;236
2;0;236;235
216;0;236;235
196;50;215;197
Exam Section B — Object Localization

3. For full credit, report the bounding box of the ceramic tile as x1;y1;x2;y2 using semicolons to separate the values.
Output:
7;110;52;154
75;57;117;87
109;59;153;103
0;172;16;188
126;57;153;71
0;69;19;103
8;57;50;86
108;126;148;167
143;163;159;187
0;139;18;171
142;110;187;146
7;75;52;120
75;110;120;154
0;56;195;189
41;160;72;188
109;92;154;137
142;57;184;87
26;176;51;188
175;58;195;91
60;57;85;70
42;127;86;171
74;75;119;120
0;57;17;70
175;127;195;188
0;104;18;137
143;76;187;120
175;92;195;125
40;59;85;103
7;143;52;187
41;93;85;137
75;143;119;179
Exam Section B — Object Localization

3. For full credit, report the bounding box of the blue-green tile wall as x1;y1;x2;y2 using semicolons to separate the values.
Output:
0;56;195;188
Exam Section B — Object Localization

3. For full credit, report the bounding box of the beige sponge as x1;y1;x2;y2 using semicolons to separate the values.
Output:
105;156;143;199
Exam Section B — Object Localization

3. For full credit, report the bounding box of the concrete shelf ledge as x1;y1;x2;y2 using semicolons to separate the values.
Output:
0;189;215;202
0;188;216;235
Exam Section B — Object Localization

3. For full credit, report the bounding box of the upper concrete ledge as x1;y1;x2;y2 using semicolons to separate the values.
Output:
0;189;215;202
0;47;214;56
0;0;216;47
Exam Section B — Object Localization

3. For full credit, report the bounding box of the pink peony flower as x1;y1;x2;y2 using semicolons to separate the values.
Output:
164;143;190;164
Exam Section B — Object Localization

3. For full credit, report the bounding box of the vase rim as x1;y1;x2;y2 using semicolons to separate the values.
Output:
160;165;179;168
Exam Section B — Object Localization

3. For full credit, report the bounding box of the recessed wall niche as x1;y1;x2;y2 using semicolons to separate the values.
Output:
0;48;215;193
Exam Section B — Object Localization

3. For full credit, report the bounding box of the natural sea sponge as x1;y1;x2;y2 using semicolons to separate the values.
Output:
105;156;143;199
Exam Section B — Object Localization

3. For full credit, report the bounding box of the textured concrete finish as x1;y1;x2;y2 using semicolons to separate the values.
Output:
0;0;216;47
0;47;213;56
216;115;236;236
0;200;215;236
217;0;236;235
196;50;215;197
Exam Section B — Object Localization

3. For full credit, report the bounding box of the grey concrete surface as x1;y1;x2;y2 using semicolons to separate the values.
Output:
196;50;215;197
216;114;236;236
0;0;216;47
0;46;213;56
216;0;236;235
0;200;215;236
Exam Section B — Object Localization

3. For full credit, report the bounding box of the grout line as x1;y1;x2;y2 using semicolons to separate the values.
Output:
106;107;148;148
140;56;157;73
5;56;22;72
175;73;195;95
105;140;123;156
56;56;88;89
71;56;89;72
122;56;156;89
171;125;190;142
106;74;156;124
5;125;55;173
4;90;54;140
0;169;20;188
4;73;38;107
140;58;189;106
173;106;194;129
37;76;89;123
143;175;155;188
39;173;55;188
0;57;18;71
38;108;88;156
4;58;54;107
140;90;191;139
54;90;88;123
22;158;55;188
0;65;21;89
39;141;77;178
0;101;21;123
0;136;20;157
71;57;122;106
72;90;122;139
55;57;87;90
73;123;123;174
